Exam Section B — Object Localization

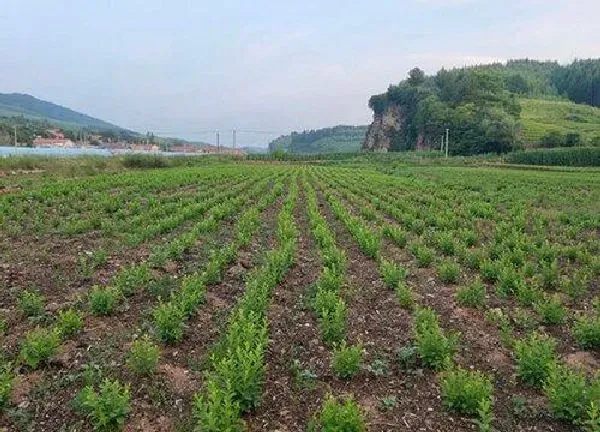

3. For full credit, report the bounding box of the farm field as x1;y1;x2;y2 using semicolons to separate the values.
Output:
0;161;599;431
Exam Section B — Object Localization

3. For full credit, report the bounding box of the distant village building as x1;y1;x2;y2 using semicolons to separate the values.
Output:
33;130;74;148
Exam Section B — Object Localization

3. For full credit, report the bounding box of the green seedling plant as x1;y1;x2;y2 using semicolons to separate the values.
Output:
332;342;362;379
514;332;557;387
127;335;160;375
78;378;131;431
18;290;45;317
19;327;61;369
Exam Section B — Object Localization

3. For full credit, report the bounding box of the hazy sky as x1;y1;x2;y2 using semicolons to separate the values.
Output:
2;0;599;146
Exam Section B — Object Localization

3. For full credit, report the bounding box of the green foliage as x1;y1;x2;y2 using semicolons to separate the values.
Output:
127;336;160;375
379;258;407;288
410;243;434;267
382;224;407;247
89;286;120;315
514;332;557;387
395;281;415;310
269;125;367;155
534;294;565;325
315;293;347;346
544;364;600;424
112;264;150;297
18;290;45;317
152;302;185;343
78;379;130;431
332;342;362;379
438;260;460;284
19;327;60;369
506;147;600;167
456;279;486;308
55;308;84;338
313;395;366;432
0;363;14;409
413;308;459;369
573;314;600;350
441;366;493;416
193;379;243;432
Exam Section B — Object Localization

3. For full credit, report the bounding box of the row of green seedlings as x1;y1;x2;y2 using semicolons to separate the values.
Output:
78;173;277;281
61;172;230;237
324;171;600;352
324;172;600;430
152;181;284;343
327;167;598;273
1;167;215;236
304;181;367;430
43;182;287;432
318;179;495;430
192;180;299;431
116;172;262;245
76;174;256;278
0;175;278;405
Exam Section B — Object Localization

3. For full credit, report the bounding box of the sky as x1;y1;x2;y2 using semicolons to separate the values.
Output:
1;0;600;146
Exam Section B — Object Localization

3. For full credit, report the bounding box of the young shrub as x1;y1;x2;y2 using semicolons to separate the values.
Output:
463;249;484;270
355;225;379;259
460;229;478;248
322;246;346;276
382;224;407;248
561;270;590;300
480;259;500;283
113;264;150;297
534;294;565;325
314;395;366;432
127;335;160;375
379;259;407;289
88;286;119;315
456;278;486;309
513;332;557;387
436;232;456;256
318;267;344;293
438;260;460;284
55;308;84;338
19;327;61;369
316;296;347;346
0;363;13;409
332;342;362;379
496;265;523;298
193;378;243;432
78;378;130;431
18;290;45;317
441;366;493;416
537;260;560;290
153;302;185;343
410;243;434;268
515;281;542;307
544;364;598;424
573;315;600;350
413;308;459;369
395;281;415;310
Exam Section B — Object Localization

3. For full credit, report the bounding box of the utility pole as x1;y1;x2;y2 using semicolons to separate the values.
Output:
440;135;444;152
216;131;220;154
13;125;17;147
232;129;236;150
445;128;449;158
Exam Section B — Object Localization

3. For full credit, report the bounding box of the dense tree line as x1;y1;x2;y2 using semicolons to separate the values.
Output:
552;59;600;107
269;125;367;154
368;59;600;155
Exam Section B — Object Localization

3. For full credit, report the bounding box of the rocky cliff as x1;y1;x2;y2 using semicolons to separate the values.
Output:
362;103;404;151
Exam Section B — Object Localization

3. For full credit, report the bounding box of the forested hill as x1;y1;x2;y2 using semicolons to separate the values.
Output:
268;125;368;154
364;58;600;155
0;93;122;131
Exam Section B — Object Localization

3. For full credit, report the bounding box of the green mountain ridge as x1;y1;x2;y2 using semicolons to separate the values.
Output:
0;93;127;132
